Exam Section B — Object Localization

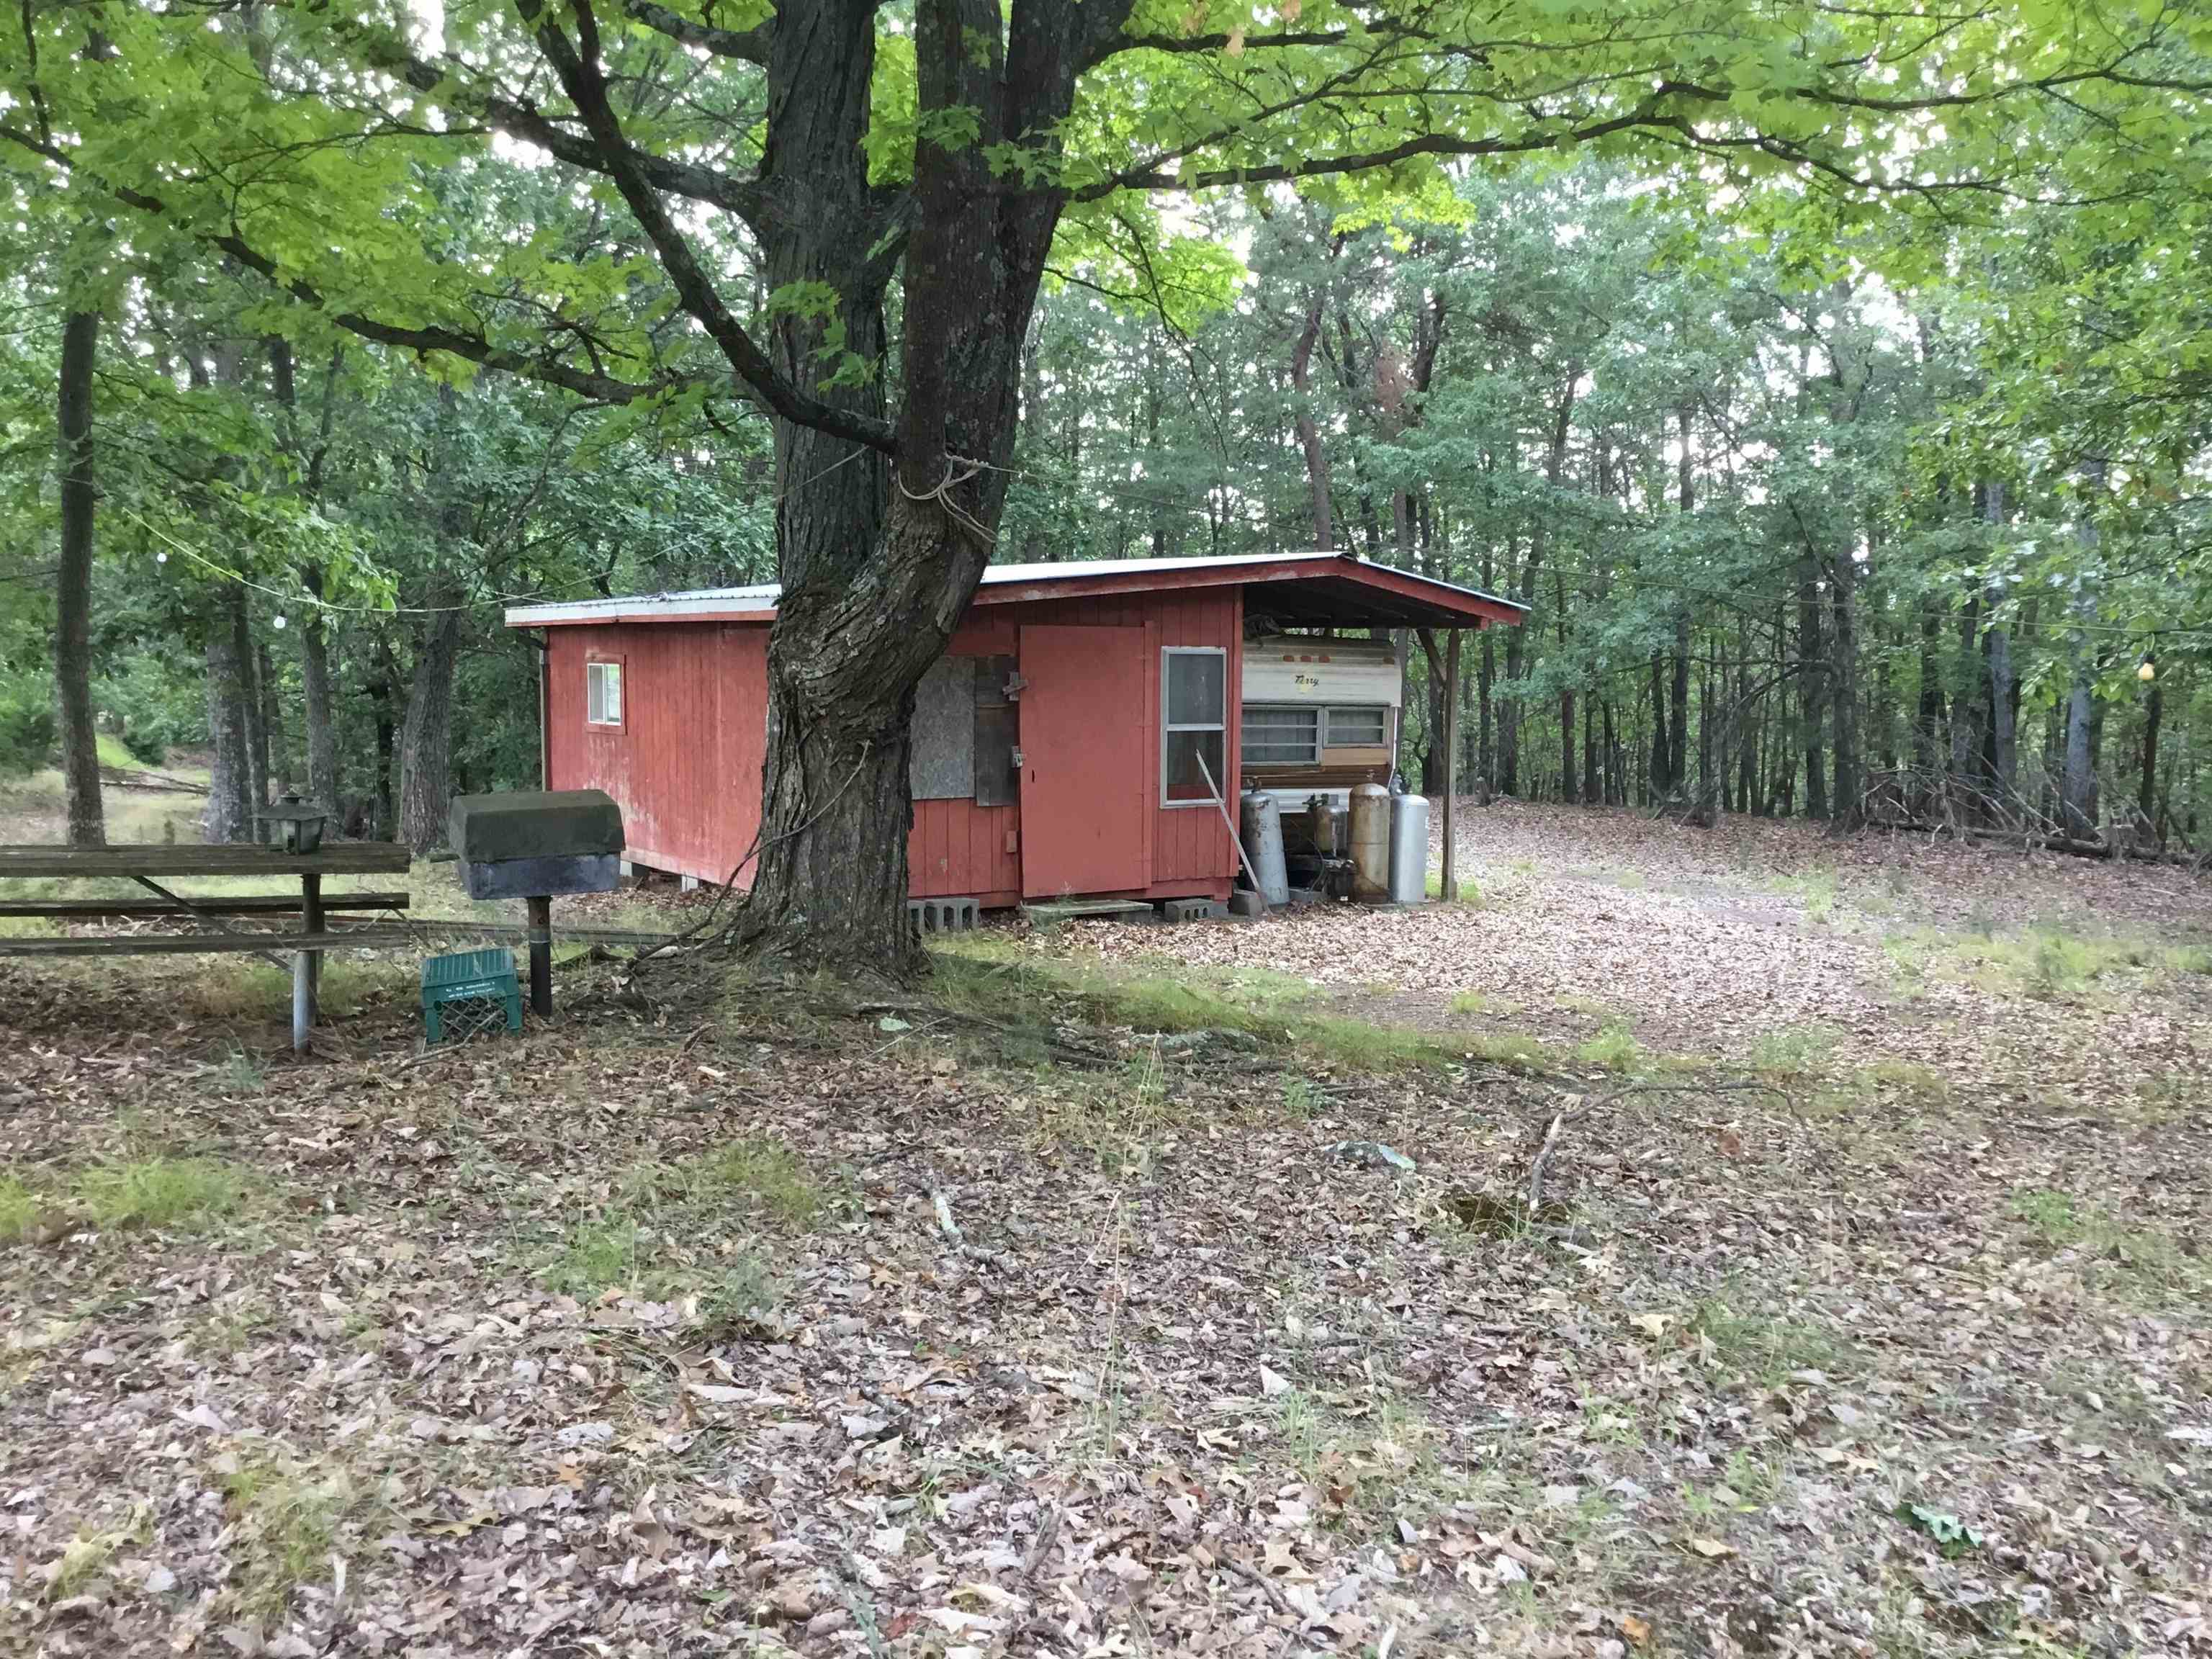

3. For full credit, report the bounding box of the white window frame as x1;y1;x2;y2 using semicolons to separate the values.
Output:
1241;703;1322;767
586;659;625;729
1161;646;1228;807
1325;703;1389;747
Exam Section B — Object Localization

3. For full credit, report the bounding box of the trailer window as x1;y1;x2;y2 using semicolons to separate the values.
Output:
1162;647;1227;805
1241;705;1321;766
1326;705;1388;747
586;660;624;728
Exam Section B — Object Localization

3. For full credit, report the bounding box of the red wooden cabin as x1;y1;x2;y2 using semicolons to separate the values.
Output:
506;553;1524;908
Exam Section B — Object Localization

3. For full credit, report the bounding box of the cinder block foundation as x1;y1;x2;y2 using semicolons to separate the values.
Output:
908;896;979;933
1161;897;1227;923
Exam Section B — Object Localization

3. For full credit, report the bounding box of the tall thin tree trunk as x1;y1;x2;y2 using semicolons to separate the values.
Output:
1829;541;1860;829
398;584;464;853
55;309;104;846
1290;292;1333;550
370;641;397;841
1798;556;1827;820
203;587;256;843
2139;675;2162;836
1979;482;2016;816
2059;460;2105;837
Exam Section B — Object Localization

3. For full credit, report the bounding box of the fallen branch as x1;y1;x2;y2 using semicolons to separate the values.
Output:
1219;1551;1299;1619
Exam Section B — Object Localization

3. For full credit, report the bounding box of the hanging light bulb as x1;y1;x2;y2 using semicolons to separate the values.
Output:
2138;654;2157;683
156;550;168;564
273;613;287;631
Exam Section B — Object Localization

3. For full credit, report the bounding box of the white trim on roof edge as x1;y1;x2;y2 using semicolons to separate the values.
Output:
504;552;1527;629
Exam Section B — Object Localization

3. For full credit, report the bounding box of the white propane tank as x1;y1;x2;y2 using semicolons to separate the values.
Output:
1238;787;1289;907
1388;790;1429;904
1349;782;1391;902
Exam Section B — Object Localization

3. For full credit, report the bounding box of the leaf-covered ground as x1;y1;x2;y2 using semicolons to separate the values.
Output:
2;804;2208;1658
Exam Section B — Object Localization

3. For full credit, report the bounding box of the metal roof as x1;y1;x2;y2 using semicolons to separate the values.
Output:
505;552;1528;630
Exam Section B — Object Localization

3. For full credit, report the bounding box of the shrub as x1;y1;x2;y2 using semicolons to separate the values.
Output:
0;686;56;778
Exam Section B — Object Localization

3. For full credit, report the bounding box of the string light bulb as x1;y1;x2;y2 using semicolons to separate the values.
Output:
273;614;287;631
2138;655;2156;683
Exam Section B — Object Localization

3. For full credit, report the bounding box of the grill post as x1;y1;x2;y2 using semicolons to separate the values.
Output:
526;894;553;1017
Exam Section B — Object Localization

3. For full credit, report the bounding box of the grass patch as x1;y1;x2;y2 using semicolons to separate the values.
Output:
71;1156;243;1231
1424;870;1483;904
1750;1023;1841;1081
0;1174;37;1243
1863;1058;1951;1105
220;1455;349;1618
539;1134;829;1312
1688;1295;1851;1385
2007;1186;2201;1303
1266;1385;1447;1524
1574;1023;1643;1071
931;938;1560;1076
691;1136;824;1229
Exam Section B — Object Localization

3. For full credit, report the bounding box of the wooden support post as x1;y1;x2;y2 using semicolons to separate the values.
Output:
1441;628;1462;902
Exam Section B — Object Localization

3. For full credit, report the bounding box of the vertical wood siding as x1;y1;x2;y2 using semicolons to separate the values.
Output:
544;587;1241;904
544;624;768;886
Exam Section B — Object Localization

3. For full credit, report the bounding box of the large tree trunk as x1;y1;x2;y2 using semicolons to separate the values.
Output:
202;587;257;843
734;0;1089;972
54;309;104;847
398;585;464;853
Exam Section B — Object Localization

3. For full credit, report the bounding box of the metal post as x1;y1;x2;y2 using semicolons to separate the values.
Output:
526;894;553;1017
1442;628;1462;902
301;872;323;1017
292;870;323;1054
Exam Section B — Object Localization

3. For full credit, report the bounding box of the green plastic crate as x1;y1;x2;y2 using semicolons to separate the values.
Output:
421;948;523;1045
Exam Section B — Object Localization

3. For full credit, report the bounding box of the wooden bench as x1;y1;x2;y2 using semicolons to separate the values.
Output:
0;842;413;1052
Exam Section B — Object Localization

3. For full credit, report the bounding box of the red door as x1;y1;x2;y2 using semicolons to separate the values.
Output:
1020;625;1148;899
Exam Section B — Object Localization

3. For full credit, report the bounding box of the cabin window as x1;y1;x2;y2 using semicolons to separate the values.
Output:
585;660;624;728
1241;705;1321;766
1161;647;1227;805
1326;704;1388;747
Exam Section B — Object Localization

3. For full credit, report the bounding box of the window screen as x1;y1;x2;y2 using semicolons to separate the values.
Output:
1242;706;1320;765
1162;648;1226;804
586;661;623;727
1326;704;1388;747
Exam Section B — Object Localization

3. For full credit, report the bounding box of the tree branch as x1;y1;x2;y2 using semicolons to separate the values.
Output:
621;0;771;63
354;35;770;230
0;120;680;405
512;0;895;451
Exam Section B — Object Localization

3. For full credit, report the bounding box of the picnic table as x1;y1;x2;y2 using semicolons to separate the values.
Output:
0;841;413;1052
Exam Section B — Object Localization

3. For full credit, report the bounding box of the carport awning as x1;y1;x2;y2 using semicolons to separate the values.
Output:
969;552;1527;630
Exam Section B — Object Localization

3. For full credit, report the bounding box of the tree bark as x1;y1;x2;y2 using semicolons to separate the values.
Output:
732;0;1112;971
54;309;104;847
1979;482;2016;812
202;586;257;843
2059;460;2105;837
1798;555;1827;820
398;582;464;853
1828;539;1860;829
269;338;342;811
1289;290;1333;550
2138;674;2162;836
